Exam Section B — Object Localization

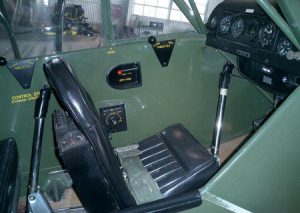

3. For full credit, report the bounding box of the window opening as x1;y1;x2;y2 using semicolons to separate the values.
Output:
111;0;208;40
0;0;104;60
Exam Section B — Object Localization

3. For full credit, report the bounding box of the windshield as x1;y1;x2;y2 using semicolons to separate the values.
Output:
0;0;210;60
0;0;104;60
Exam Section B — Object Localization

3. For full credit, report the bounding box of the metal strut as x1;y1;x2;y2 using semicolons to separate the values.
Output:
211;62;234;160
26;85;53;213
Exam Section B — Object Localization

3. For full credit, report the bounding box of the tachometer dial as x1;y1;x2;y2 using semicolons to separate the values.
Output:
259;23;277;47
231;18;244;38
277;39;292;56
219;16;231;34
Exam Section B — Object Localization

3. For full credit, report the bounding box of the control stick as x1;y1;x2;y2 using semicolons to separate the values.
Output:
26;85;53;213
211;62;234;160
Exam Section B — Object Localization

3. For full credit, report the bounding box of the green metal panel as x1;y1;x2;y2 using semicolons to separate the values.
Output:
173;0;204;33
277;0;300;47
55;0;65;53
188;0;206;33
101;0;113;43
184;200;233;213
195;85;300;212
0;34;270;196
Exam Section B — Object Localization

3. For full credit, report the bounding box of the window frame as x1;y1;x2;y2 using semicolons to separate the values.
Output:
130;0;208;23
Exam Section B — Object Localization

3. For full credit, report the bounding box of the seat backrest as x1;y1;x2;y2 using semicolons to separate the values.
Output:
44;57;136;209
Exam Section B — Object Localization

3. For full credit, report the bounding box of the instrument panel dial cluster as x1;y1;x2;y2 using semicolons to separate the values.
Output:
216;13;281;50
205;0;300;96
213;12;298;59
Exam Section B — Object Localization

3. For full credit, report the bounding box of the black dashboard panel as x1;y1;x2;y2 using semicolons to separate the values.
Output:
237;57;298;96
205;0;300;95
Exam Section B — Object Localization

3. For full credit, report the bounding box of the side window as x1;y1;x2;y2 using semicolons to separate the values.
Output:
204;0;224;23
111;0;208;40
0;0;104;60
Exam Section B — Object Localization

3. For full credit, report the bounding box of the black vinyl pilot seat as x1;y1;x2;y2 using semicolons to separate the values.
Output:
44;57;219;213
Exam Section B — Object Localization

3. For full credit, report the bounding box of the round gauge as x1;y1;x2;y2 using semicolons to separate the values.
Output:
231;18;245;38
259;23;277;47
246;20;259;40
277;39;292;56
219;16;231;34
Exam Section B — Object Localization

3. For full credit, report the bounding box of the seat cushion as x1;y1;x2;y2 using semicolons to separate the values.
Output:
138;124;219;197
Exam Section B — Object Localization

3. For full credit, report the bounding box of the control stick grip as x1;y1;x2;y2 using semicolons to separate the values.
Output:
219;62;234;89
34;85;51;118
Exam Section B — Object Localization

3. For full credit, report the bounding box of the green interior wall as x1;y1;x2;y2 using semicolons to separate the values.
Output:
0;34;271;195
184;80;300;213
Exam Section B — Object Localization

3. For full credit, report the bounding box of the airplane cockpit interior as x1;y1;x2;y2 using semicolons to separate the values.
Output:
0;0;299;212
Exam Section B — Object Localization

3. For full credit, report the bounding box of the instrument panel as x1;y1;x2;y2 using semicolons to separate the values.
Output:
205;0;300;96
214;12;293;55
